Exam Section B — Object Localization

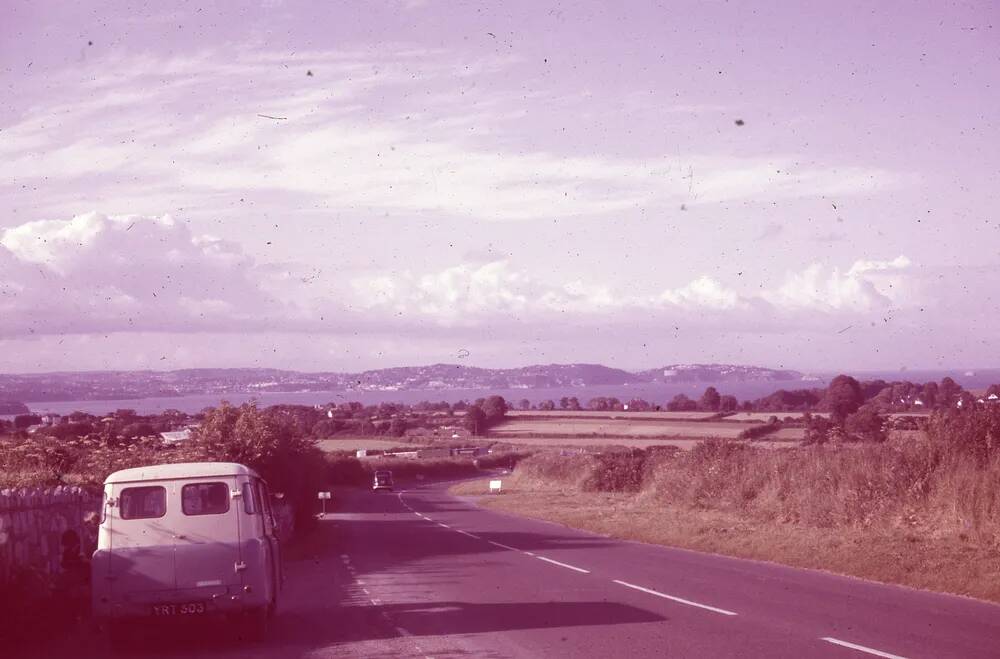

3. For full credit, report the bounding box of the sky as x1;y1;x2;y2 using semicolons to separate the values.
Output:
0;0;998;374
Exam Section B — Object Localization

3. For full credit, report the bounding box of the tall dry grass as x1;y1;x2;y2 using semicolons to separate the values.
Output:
507;435;1000;544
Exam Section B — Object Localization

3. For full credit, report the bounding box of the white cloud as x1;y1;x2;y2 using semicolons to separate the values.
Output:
763;256;912;312
0;47;899;224
658;276;741;310
0;212;282;335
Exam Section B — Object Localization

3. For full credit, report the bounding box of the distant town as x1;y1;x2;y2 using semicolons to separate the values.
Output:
0;363;804;403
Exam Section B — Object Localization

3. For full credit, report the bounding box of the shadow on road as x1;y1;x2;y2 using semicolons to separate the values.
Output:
370;599;665;636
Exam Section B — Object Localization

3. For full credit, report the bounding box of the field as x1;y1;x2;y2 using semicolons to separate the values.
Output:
316;438;427;452
506;410;717;420
490;436;801;450
494;414;753;439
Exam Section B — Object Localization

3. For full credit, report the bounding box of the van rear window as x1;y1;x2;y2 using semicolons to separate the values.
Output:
182;482;230;516
120;486;166;519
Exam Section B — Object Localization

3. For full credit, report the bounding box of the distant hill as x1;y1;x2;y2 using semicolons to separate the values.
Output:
0;363;802;402
636;364;802;383
0;400;29;414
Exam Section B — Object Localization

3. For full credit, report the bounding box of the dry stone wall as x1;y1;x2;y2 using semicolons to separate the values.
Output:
0;486;100;585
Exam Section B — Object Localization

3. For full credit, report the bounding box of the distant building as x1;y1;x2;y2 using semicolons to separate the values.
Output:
159;429;192;444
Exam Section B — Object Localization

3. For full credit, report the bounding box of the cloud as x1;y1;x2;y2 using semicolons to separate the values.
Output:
658;276;741;310
0;47;900;224
0;212;283;335
763;256;912;312
0;210;928;340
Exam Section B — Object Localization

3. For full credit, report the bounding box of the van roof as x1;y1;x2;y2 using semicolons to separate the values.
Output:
104;462;260;484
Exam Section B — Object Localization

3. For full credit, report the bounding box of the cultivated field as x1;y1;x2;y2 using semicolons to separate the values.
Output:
491;436;800;450
492;416;747;439
505;410;718;420
317;438;427;452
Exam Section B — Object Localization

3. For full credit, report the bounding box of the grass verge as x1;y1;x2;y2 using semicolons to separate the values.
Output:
450;476;1000;604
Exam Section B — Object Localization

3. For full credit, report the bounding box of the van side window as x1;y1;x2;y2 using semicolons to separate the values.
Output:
242;482;258;514
120;486;166;519
182;482;230;516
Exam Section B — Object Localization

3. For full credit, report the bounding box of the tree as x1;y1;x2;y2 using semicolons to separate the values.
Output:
13;414;42;430
566;396;581;411
627;398;651;412
699;387;721;412
559;397;570;410
826;375;864;423
538;399;556;411
844;404;887;442
463;406;487;436
188;402;324;527
666;394;697;412
802;413;834;445
719;395;739;412
939;377;962;407
388;418;407;437
481;396;508;423
518;399;531;411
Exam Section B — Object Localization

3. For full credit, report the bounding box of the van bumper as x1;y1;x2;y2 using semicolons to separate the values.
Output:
93;587;269;620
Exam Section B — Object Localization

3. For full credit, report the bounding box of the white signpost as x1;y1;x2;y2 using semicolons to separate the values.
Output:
489;480;502;494
317;491;331;515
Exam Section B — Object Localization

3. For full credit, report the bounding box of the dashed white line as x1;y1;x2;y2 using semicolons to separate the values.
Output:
522;551;536;557
488;540;517;551
821;638;908;659
413;511;423;517
437;522;451;529
536;556;590;574
455;530;481;539
613;580;737;616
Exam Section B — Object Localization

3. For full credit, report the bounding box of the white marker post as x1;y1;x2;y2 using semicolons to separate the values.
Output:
489;480;502;494
317;491;331;516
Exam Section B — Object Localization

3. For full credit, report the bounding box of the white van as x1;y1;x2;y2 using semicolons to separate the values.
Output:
91;462;282;629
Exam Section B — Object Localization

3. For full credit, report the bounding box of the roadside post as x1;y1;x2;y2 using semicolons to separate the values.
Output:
317;491;331;516
489;480;502;494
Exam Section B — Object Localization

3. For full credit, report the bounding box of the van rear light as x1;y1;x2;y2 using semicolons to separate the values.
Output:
243;585;252;593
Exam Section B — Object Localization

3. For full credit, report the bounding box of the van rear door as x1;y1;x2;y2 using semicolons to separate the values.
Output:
173;477;243;593
108;482;176;601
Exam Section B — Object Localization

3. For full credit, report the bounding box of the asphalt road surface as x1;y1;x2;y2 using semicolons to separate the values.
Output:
36;479;1000;658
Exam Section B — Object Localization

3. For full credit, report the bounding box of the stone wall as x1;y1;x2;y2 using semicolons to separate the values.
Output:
0;486;100;585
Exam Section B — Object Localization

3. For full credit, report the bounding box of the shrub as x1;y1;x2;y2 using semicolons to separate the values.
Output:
737;421;781;441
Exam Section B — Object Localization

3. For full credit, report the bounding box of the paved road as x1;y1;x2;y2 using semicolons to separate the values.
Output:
36;479;1000;658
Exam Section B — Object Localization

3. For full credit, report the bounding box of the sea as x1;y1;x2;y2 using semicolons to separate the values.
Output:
4;368;999;417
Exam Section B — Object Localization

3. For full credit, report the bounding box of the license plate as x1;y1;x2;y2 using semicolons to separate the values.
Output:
151;602;206;616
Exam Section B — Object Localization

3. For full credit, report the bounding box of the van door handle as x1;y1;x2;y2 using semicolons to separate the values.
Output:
235;561;247;572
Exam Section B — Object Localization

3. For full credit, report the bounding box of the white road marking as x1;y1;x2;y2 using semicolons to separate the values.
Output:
370;598;381;605
395;626;412;637
821;638;909;659
488;540;518;551
437;522;450;528
536;556;590;574
414;512;423;517
523;551;536;557
613;580;737;616
456;530;481;539
361;588;370;595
